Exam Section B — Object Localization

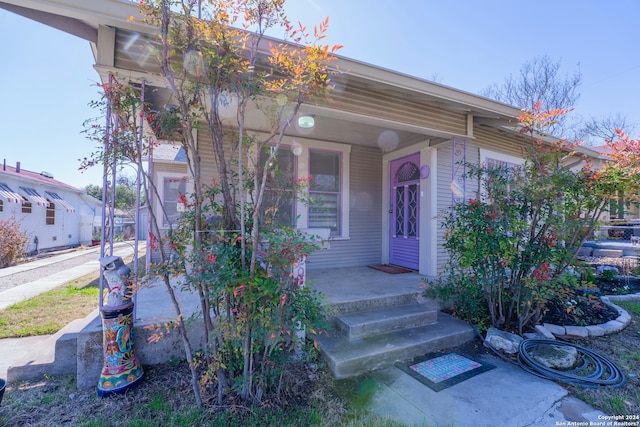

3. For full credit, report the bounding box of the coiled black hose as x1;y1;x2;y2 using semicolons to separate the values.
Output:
517;339;626;389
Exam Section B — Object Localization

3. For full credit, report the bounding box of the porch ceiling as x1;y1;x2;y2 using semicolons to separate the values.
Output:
143;82;435;152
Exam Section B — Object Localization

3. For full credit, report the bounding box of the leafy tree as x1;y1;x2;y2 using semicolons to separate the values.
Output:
85;0;341;407
84;175;141;212
481;55;581;136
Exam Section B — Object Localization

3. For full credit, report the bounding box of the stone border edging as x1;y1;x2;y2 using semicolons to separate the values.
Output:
539;292;640;339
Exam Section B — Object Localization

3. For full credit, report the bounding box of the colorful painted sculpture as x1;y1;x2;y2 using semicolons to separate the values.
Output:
97;256;144;397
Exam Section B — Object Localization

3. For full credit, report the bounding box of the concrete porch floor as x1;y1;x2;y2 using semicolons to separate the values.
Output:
308;266;425;306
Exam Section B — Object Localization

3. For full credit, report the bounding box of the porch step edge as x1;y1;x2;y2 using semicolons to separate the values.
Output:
335;301;438;339
317;313;475;379
329;291;423;314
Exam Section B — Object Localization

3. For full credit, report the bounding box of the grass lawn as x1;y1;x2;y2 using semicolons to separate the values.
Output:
0;254;142;339
0;273;100;338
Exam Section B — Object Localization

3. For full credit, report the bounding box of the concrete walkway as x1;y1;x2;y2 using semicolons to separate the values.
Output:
365;353;607;426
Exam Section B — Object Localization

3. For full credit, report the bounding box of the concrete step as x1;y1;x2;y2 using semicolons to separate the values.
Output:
7;283;205;389
316;313;475;379
334;301;438;340
330;291;422;314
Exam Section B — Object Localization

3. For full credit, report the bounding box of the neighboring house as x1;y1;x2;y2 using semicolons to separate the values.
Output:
0;160;101;252
0;0;601;275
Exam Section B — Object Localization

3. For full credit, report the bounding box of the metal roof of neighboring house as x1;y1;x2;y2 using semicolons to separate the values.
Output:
0;162;82;209
20;186;49;206
0;182;22;204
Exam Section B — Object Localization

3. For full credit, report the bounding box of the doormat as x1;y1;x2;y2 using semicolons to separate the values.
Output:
367;264;413;274
396;353;495;392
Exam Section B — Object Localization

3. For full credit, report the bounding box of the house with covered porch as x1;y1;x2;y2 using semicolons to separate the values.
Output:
0;0;560;275
0;0;597;379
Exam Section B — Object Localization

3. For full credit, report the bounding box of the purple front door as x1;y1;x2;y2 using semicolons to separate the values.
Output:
389;154;420;270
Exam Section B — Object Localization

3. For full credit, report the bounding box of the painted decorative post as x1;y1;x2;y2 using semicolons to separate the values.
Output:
293;255;307;351
97;256;144;397
292;255;307;288
451;138;467;205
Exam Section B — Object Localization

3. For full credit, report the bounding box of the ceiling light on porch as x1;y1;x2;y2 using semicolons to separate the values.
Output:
297;114;315;129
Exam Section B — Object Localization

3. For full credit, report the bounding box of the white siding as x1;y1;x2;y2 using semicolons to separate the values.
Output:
0;184;84;252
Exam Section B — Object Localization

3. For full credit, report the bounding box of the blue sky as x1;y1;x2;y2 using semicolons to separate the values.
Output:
1;0;639;189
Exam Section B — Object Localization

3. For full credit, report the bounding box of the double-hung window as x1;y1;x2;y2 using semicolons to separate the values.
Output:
259;146;296;228
308;150;342;236
21;197;32;214
46;200;55;225
162;176;187;227
480;149;524;200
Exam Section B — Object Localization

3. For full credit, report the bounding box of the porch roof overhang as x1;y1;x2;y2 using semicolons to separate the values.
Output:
0;0;524;152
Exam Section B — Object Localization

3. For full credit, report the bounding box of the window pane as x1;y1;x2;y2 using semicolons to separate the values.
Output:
22;197;32;214
260;147;295;185
309;193;339;234
309;150;341;236
395;186;405;236
407;184;418;237
46;200;55;225
310;151;339;192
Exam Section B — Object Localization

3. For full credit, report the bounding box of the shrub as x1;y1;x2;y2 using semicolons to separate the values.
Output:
0;216;29;268
426;104;623;335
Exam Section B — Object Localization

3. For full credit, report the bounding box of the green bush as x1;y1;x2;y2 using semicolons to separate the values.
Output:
426;105;625;335
0;216;29;268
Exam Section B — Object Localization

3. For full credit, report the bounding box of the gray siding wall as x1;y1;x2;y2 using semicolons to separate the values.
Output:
150;133;384;269
307;145;383;270
435;126;529;271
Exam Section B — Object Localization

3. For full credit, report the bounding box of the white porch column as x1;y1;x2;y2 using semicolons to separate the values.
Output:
419;146;438;277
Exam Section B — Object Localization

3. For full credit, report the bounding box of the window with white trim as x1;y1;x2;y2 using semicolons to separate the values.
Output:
309;150;342;236
161;175;187;227
480;149;523;169
479;149;524;198
21;196;32;214
257;137;350;238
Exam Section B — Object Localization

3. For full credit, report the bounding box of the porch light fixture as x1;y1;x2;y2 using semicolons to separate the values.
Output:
297;114;315;128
